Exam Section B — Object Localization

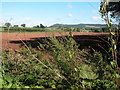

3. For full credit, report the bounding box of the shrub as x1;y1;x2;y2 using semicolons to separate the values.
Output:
1;35;119;89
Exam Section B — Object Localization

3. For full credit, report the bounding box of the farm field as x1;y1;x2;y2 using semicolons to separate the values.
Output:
1;1;120;89
2;32;120;89
1;32;108;50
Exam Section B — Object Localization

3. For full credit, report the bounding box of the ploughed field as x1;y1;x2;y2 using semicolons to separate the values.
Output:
1;32;110;52
2;32;120;66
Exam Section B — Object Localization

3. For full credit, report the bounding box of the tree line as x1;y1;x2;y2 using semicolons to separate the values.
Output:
4;23;46;28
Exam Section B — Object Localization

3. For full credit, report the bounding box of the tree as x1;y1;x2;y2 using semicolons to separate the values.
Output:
40;24;45;28
5;22;11;27
100;1;120;23
101;27;108;32
36;25;40;28
13;25;19;27
33;25;39;28
100;1;120;67
21;24;26;27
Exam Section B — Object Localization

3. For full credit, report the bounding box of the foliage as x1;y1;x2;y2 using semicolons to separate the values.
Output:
13;25;19;27
40;24;45;28
100;1;119;65
1;2;120;89
100;1;120;22
4;22;11;27
2;27;46;32
21;24;26;27
1;25;108;33
100;1;120;89
1;35;120;89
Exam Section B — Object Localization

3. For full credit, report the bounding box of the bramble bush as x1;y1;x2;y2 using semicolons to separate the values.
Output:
1;35;120;89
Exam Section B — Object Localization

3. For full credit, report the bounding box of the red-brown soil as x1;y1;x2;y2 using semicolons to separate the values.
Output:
1;32;120;67
1;32;109;51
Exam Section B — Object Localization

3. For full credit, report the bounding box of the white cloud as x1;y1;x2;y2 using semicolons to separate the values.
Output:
100;20;105;24
92;16;106;24
68;13;73;17
92;16;101;21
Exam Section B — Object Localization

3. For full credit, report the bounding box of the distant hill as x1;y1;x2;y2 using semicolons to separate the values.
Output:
50;24;108;29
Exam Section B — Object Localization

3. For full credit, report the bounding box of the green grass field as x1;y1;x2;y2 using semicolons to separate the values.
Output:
0;27;104;33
